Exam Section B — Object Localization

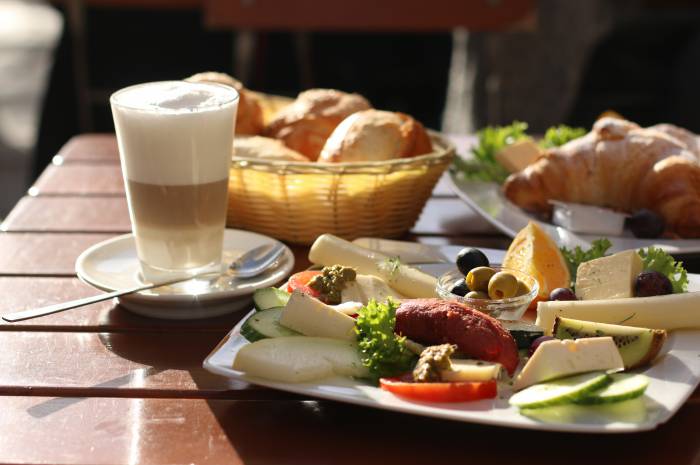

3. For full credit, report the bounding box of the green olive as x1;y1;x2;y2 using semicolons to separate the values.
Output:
515;279;531;297
466;266;496;292
465;291;489;300
488;271;519;300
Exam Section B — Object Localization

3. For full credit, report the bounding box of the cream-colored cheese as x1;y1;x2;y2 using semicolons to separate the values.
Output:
575;250;643;300
536;291;700;334
440;360;501;382
341;274;405;305
494;140;542;173
513;337;623;391
309;233;437;298
279;291;357;342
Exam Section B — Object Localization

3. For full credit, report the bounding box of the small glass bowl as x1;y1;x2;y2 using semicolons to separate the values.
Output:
436;267;539;321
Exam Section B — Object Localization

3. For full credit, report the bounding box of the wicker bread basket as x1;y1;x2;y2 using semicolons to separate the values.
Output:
226;132;454;244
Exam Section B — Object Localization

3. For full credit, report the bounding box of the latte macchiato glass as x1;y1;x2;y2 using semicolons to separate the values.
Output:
110;81;239;282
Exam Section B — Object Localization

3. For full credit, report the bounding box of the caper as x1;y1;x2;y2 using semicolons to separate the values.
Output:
465;291;489;300
466;266;496;292
515;279;531;297
488;271;519;300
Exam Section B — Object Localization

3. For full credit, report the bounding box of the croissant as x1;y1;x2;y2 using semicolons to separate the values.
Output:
503;117;700;237
263;89;371;160
185;72;264;135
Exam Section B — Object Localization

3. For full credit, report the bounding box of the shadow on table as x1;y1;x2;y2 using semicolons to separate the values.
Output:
206;398;700;465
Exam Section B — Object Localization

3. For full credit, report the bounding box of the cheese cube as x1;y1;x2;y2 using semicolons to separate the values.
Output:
494;140;542;173
279;291;357;342
513;337;624;390
575;250;643;300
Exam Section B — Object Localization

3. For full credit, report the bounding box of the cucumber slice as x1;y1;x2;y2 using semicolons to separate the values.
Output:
575;374;649;405
240;307;300;342
253;288;290;312
510;372;611;409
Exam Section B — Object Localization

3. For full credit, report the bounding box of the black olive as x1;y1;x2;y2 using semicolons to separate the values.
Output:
456;248;490;276
627;209;665;239
451;280;470;297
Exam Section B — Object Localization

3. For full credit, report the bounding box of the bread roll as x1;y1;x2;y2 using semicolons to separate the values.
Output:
503;117;700;237
233;136;309;162
186;72;264;135
318;110;433;163
263;89;371;160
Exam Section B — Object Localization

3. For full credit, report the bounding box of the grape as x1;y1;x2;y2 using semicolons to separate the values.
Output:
634;270;672;297
529;336;556;357
627;209;665;238
451;280;470;297
549;288;577;301
456;248;490;276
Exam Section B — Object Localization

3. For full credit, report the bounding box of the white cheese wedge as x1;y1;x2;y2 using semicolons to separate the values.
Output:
331;301;363;315
279;291;357;342
494;140;542;173
536;291;700;334
575;250;643;300
233;336;369;383
309;233;437;298
513;337;624;391
341;274;405;305
440;360;501;382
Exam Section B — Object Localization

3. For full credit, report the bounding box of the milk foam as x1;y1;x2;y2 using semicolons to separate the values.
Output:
111;81;238;185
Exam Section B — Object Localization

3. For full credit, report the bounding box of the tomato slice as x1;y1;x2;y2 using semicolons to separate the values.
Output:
287;270;322;299
379;377;497;403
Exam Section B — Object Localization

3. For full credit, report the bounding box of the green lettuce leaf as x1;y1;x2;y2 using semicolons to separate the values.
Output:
539;125;586;149
560;239;613;285
638;247;688;293
452;122;529;183
355;299;416;383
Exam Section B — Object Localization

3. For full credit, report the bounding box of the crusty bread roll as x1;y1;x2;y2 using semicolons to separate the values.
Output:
233;136;309;162
503;117;700;237
186;72;264;135
318;110;433;163
263;89;371;161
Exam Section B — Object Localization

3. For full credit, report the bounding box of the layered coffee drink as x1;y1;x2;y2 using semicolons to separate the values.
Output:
111;81;239;281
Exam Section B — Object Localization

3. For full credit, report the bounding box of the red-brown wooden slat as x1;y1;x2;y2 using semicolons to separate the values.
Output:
0;277;248;331
205;0;536;31
1;396;699;465
56;133;120;163
1;196;131;233
32;164;125;196
412;197;498;235
0;330;293;399
0;233;117;276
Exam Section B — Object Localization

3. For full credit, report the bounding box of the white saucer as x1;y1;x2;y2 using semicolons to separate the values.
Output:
75;229;295;320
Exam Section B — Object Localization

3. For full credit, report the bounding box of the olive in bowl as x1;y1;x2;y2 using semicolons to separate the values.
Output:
437;266;539;321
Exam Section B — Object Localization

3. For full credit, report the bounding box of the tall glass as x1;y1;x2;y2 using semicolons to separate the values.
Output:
110;81;239;282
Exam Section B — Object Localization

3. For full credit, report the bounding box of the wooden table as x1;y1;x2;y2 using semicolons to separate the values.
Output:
0;134;698;465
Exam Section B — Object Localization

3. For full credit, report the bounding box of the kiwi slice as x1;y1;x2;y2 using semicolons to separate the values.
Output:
552;317;667;370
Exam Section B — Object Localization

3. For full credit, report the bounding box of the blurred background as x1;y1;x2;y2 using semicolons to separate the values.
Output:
2;0;700;217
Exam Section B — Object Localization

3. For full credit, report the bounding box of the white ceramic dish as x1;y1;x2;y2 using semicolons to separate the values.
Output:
203;247;700;433
448;173;700;254
76;229;294;319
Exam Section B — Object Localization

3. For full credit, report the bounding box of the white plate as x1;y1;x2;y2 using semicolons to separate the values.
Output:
203;247;700;433
76;229;294;320
448;172;700;254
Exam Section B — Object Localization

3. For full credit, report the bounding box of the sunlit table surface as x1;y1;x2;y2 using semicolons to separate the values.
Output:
0;134;697;465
